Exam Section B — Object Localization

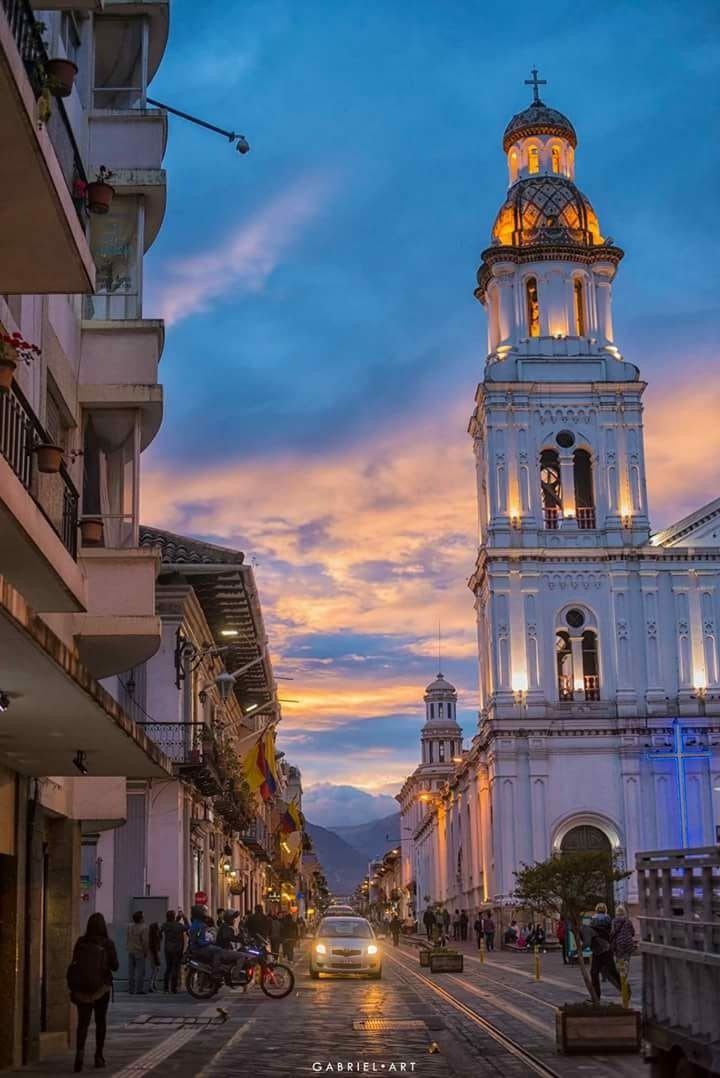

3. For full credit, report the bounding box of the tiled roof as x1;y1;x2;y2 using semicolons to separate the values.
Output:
139;526;245;565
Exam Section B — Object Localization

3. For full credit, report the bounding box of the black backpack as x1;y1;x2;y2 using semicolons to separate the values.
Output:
67;938;108;995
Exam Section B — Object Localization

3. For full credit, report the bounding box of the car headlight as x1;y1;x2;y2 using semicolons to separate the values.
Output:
367;944;378;955
315;943;326;955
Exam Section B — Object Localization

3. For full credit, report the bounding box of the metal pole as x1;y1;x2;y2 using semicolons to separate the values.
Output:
534;944;541;981
146;97;249;151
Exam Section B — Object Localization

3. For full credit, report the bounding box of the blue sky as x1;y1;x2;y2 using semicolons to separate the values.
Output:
141;0;720;814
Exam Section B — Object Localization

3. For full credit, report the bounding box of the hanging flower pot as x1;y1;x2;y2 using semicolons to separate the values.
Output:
45;58;78;98
34;442;64;474
87;167;115;215
0;352;18;394
79;516;104;545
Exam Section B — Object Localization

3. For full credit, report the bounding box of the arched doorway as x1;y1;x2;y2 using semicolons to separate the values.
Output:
560;825;615;912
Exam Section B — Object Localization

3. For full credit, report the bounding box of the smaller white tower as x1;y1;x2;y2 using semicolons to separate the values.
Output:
420;674;463;767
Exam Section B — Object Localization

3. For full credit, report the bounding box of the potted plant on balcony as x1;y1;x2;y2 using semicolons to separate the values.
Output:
44;57;78;98
0;332;41;393
514;851;638;1054
87;167;115;215
33;441;64;474
79;516;104;545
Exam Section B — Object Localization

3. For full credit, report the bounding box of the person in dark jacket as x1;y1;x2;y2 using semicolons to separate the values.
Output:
590;903;622;998
216;909;241;949
459;909;469;942
389;914;402;947
148;923;161;992
160;910;187;993
422;907;435;939
280;913;299;961
246;903;271;940
70;912;119;1073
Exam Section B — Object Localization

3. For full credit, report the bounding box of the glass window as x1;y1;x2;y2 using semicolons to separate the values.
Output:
428;742;434;764
439;742;445;763
573;278;586;335
509;150;518;182
93;17;145;109
438;701;444;717
318;919;373;938
429;703;434;719
528;146;539;174
551;145;560;174
86;200;141;320
83;410;138;547
526;276;540;336
556;630;573;699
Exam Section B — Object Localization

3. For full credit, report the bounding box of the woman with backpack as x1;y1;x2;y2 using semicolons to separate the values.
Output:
67;912;118;1072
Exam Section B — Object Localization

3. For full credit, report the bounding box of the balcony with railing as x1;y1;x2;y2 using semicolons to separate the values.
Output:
543;507;559;530
137;722;223;796
0;380;85;610
577;506;596;529
0;0;94;292
239;819;272;861
558;674;601;702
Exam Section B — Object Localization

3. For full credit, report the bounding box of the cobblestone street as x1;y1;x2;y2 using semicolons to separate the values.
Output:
16;941;646;1078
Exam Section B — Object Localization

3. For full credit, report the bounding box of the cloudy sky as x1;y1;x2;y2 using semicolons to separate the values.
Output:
141;0;720;815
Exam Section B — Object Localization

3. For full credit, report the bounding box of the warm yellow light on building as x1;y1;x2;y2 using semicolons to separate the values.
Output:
511;670;528;694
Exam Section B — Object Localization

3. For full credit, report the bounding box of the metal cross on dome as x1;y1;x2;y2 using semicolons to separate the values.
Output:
525;67;547;103
645;718;711;848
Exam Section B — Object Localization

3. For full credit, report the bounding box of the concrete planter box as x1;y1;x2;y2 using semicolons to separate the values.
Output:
429;951;463;973
556;1003;641;1054
419;948;431;966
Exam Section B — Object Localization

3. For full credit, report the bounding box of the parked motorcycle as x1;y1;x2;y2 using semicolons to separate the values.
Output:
184;937;294;1000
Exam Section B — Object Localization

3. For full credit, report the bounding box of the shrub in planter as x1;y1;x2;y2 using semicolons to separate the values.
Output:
45;58;78;97
87;167;115;215
0;332;41;393
34;442;64;474
79;516;104;545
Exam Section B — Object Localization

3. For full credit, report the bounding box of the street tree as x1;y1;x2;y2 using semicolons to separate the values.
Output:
513;851;631;1002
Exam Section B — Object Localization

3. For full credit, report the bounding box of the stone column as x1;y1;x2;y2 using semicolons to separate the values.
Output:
592;263;615;343
493;264;516;347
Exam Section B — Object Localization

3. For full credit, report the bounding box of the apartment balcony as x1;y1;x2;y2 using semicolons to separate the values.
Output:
72;545;161;678
101;0;170;85
0;381;85;612
239;819;272;862
0;577;171;778
79;319;164;449
136;721;224;796
0;0;95;293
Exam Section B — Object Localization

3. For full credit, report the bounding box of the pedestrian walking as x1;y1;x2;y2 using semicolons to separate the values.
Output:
452;909;461;941
280;912;298;961
422;907;435;939
390;913;402;948
269;914;282;954
590;903;622;998
442;908;450;936
483;911;496;952
246;903;271;941
460;909;469;942
67;912;118;1072
473;912;483;949
126;911;148;994
160;910;187;993
147;923;161;992
610;905;635;975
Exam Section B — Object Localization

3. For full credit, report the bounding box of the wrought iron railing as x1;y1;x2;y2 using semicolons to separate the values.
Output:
1;0;88;229
0;382;78;558
135;721;213;764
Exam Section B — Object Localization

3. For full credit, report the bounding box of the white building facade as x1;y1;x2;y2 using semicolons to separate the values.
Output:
402;80;720;919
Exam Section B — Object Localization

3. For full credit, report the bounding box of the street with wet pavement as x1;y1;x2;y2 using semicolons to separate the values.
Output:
16;937;647;1078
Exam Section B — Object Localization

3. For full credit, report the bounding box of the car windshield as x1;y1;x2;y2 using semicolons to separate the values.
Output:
318;919;373;938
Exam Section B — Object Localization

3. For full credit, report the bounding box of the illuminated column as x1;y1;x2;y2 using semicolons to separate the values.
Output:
493;264;516;347
592;264;615;343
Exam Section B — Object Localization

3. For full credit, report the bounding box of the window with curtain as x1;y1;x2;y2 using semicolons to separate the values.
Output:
82;410;138;547
86;199;141;320
93;17;145;109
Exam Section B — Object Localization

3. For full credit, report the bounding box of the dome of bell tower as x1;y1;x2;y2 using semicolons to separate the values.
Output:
491;175;603;249
503;100;577;153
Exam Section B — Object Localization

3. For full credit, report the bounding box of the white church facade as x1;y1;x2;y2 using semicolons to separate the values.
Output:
398;75;720;915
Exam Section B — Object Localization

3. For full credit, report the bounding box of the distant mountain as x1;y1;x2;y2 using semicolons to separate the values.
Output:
333;812;401;862
303;784;399;827
305;821;368;895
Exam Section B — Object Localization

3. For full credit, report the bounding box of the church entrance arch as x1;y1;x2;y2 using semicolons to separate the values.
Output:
560;825;615;912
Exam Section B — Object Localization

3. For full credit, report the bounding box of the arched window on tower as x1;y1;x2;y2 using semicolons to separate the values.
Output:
551;145;561;174
528;145;539;174
438;701;444;718
556;630;573;700
573;278;586;336
582;630;600;700
526;276;540;337
540;448;562;528
509;150;518;183
429;703;434;718
439;741;445;763
573;449;595;529
428;741;434;764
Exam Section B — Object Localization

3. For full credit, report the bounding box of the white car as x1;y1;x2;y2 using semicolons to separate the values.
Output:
323;904;355;917
310;916;382;979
